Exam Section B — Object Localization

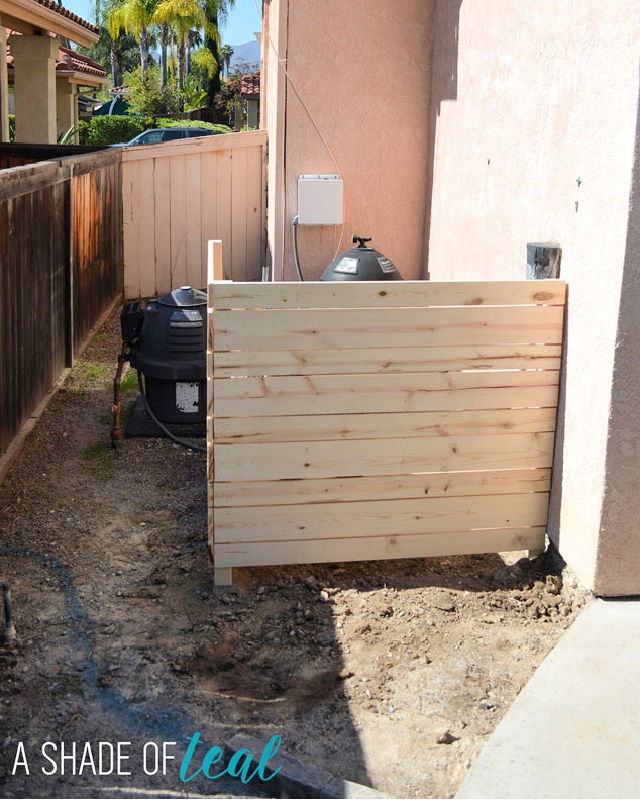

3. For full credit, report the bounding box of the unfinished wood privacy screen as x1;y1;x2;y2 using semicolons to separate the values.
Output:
207;279;566;584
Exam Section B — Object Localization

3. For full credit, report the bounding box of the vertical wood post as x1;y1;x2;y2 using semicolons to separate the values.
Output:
527;241;561;559
66;172;75;367
207;239;224;282
207;239;233;586
0;28;9;143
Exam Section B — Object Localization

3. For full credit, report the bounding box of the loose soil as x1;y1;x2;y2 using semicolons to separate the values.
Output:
0;310;587;799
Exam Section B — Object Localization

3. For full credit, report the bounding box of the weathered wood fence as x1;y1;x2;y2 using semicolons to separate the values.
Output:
207;279;567;585
122;130;266;299
0;146;123;474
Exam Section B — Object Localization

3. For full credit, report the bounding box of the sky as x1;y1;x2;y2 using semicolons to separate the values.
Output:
62;0;261;45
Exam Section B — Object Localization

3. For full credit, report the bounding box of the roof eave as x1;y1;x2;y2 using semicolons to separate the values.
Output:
69;72;108;87
0;0;98;46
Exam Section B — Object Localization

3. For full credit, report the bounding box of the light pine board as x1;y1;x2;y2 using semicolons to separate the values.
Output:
214;431;556;482
216;492;549;543
213;344;562;377
214;372;559;417
207;279;567;580
214;528;547;568
213;407;557;443
213;468;552;508
212;305;564;351
212;280;566;309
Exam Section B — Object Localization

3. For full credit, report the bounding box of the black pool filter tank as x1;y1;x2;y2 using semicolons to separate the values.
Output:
120;285;207;431
320;235;403;281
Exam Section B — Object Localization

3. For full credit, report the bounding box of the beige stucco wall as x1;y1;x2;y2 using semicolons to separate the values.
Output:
425;0;640;594
56;80;77;141
266;0;433;280
11;33;58;143
596;111;640;595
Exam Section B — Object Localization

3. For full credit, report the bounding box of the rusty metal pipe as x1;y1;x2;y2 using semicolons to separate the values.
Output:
111;346;129;447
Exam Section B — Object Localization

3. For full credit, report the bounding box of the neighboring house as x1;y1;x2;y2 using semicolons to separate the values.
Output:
93;85;130;116
262;0;640;597
0;0;99;143
77;92;101;120
6;36;107;141
239;72;259;129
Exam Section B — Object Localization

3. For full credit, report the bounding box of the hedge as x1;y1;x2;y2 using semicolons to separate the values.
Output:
80;115;233;146
155;119;232;134
84;115;152;146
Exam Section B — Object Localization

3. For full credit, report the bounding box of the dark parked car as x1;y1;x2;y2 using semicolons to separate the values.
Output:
115;127;213;146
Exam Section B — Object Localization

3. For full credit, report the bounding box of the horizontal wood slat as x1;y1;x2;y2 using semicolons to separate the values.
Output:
213;344;562;377
207;279;566;581
214;371;559;417
212;280;566;309
214;407;557;443
216;492;549;543
214;527;547;568
213;468;552;508
213;305;564;351
215;431;555;482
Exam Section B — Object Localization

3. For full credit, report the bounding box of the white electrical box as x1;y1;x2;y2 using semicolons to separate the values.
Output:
297;174;343;225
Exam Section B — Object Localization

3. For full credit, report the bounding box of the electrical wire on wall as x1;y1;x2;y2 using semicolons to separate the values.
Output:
254;0;345;280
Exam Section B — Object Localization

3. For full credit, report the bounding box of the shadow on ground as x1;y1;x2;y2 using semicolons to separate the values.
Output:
0;311;584;799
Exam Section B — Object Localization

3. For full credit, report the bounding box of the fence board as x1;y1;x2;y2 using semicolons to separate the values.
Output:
231;146;248;281
0;147;122;469
214;432;555;482
122;131;266;297
185;153;202;289
213;407;557;443
213;305;564;351
213;344;562;377
215;528;548;568
214;372;559;417
213;468;552;508
71;156;123;350
216;492;549;543
153;158;172;294
212;280;567;310
208;280;567;583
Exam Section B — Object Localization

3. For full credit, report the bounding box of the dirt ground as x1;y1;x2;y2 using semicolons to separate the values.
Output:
0;310;588;799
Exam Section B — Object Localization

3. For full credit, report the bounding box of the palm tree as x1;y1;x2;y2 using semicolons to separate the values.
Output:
159;21;170;87
219;43;233;77
153;0;211;94
105;0;157;77
202;0;234;106
187;29;203;77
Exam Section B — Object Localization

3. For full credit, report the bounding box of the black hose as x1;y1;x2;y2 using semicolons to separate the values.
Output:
292;214;304;281
136;371;207;453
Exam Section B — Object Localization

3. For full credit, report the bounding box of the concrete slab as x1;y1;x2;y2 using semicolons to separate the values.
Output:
224;734;390;799
457;599;640;799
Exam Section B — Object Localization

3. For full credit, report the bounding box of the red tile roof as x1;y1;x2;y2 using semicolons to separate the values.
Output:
240;72;260;98
33;0;98;35
57;46;106;77
6;35;107;79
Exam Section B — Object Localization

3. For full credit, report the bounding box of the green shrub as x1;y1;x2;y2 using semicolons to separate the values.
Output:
85;115;152;146
8;113;15;142
155;118;232;135
77;119;90;145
